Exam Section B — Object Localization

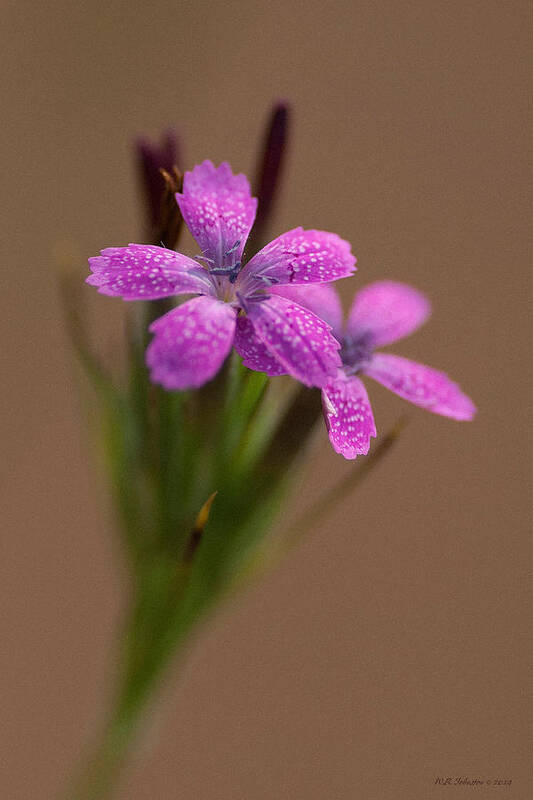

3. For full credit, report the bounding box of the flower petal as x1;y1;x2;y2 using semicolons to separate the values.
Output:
146;296;236;390
176;160;257;266
239;228;356;288
270;283;344;338
346;281;431;347
363;353;476;420
87;244;212;300
245;294;341;388
322;373;377;459
233;316;287;376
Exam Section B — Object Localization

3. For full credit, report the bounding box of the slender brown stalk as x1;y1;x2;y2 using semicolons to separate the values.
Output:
248;101;291;255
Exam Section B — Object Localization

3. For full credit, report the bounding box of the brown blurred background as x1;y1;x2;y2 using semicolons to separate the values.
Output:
2;1;532;797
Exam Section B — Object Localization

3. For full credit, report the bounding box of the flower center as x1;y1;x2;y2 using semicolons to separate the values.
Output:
196;240;271;310
341;335;373;375
197;239;250;304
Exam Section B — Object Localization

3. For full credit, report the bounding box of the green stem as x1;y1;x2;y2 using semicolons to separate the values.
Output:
64;699;144;800
235;417;408;589
65;570;196;800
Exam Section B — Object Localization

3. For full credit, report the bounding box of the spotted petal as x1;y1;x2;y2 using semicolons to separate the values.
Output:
146;296;236;390
176;160;257;266
322;373;377;459
270;283;344;338
245;294;341;388
233;316;287;376
87;244;212;300
363;353;476;420
346;281;431;347
239;228;356;288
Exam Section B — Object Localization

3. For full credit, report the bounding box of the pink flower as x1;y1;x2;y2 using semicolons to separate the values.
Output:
272;282;477;459
87;161;356;390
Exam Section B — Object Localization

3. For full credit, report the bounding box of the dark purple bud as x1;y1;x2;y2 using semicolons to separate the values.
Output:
249;101;291;255
135;128;182;238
